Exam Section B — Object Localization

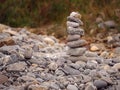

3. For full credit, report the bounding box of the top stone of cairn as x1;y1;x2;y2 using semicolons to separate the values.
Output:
70;12;81;19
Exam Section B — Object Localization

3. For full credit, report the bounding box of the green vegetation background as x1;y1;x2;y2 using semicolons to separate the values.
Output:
0;0;120;28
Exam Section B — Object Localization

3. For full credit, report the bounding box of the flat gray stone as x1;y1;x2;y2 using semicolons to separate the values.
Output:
67;21;79;28
0;45;21;54
7;62;27;71
63;65;80;75
67;47;86;56
28;84;48;90
85;51;98;57
67;35;80;41
104;20;117;28
67;84;78;90
68;56;88;62
18;75;36;82
67;39;87;48
67;16;83;25
69;63;80;69
67;27;84;35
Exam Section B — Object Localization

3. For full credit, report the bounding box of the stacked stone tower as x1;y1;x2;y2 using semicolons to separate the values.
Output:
66;12;87;62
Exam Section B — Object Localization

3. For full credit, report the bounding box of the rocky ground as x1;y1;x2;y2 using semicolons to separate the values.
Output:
0;22;120;90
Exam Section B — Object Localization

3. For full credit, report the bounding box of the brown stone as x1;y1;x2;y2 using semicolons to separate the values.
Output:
0;74;8;84
0;37;15;47
3;29;18;36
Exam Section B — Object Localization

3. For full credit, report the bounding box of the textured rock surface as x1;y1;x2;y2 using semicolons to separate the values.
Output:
67;47;86;56
6;62;27;71
67;84;78;90
0;12;120;90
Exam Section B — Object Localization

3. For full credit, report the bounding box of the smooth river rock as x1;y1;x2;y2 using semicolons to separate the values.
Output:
67;39;87;48
67;47;86;56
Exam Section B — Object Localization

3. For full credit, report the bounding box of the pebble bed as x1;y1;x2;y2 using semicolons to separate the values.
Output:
0;12;120;90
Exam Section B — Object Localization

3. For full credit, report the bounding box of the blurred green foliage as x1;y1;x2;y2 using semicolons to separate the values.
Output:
0;0;120;28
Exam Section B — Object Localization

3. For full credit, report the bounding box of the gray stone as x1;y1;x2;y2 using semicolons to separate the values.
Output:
114;47;120;55
76;61;86;68
98;20;117;29
101;76;113;84
93;79;108;89
98;23;105;29
115;81;120;90
67;16;83;25
67;35;80;41
23;47;33;59
114;34;120;42
104;20;117;28
89;70;98;78
67;47;86;56
0;33;10;39
69;63;80;69
70;12;81;18
5;86;24;90
0;52;4;58
68;56;88;62
67;21;79;28
112;63;120;70
67;39;87;48
86;61;98;69
50;82;60;89
0;45;21;54
63;65;80;75
7;62;27;71
114;42;120;47
29;57;46;65
83;69;91;75
28;84;48;90
18;75;36;82
40;73;54;81
10;53;24;62
85;51;98;57
48;62;58;70
67;27;84;35
67;84;78;90
55;69;65;76
112;57;120;63
0;55;12;65
85;82;97;90
98;70;109;77
96;17;103;23
82;75;92;83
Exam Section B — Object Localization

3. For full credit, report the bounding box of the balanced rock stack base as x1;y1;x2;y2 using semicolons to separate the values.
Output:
66;12;87;62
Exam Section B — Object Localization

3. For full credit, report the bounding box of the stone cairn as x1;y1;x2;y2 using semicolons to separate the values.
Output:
66;12;87;62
